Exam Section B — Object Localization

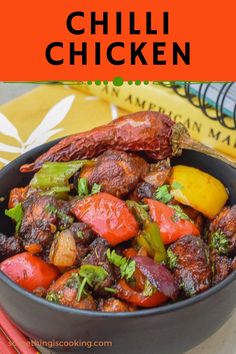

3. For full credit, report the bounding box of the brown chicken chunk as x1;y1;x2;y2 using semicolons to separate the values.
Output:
211;252;232;285
20;196;58;249
0;234;22;261
79;150;149;198
47;269;96;310
97;298;136;312
168;235;212;296
143;160;171;187
69;223;96;264
8;187;29;209
20;196;74;251
209;205;236;255
129;182;155;202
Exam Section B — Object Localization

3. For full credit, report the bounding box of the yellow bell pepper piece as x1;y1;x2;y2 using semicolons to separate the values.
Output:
170;165;228;219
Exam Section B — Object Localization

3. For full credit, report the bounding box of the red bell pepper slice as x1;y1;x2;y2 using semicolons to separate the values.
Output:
71;192;139;246
117;279;168;308
0;252;60;292
146;199;200;244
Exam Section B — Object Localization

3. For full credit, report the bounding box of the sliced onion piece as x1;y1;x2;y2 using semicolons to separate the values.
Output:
49;229;77;267
133;255;179;300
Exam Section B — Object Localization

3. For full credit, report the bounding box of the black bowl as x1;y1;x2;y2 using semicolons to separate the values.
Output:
0;141;236;354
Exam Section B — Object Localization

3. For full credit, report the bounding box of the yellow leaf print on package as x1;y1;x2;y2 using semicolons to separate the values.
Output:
0;85;127;168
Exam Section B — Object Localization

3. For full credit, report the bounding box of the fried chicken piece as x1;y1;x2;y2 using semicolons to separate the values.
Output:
20;196;74;251
56;200;74;231
70;223;96;246
8;187;29;209
209;205;236;255
211;252;232;285
143;160;171;187
79;150;149;198
129;182;155;202
69;223;96;264
168;235;212;296
20;196;58;249
0;233;22;261
97;298;136;312
47;269;96;310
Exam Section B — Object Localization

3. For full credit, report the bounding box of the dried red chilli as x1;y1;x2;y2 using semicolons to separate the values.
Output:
20;111;236;173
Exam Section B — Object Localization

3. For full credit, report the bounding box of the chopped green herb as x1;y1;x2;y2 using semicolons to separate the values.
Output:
210;230;228;255
155;185;172;204
45;204;57;214
66;273;81;288
46;291;60;303
66;272;88;301
78;178;89;198
179;282;185;290
106;249;135;281
57;210;74;225
143;279;156;297
104;287;117;294
91;183;102;195
170;205;192;222
5;203;23;233
171;181;183;190
45;204;73;226
77;277;88;302
76;230;84;239
167;248;178;269
126;200;150;224
75;265;108;301
79;265;108;287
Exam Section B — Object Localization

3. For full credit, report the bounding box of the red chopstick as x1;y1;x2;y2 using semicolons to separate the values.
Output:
0;328;18;354
0;308;38;354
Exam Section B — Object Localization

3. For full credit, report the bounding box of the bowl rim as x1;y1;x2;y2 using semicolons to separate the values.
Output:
0;140;236;318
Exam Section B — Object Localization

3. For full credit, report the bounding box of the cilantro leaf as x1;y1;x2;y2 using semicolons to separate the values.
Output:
155;185;172;204
91;183;102;195
45;203;74;227
77;265;108;301
79;265;108;287
76;230;84;239
78;178;89;198
106;249;135;281
5;203;23;233
46;291;61;303
78;178;102;198
167;248;179;269
170;205;192;222
210;230;228;255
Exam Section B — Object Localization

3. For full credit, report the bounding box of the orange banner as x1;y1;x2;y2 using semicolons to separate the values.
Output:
0;0;235;81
